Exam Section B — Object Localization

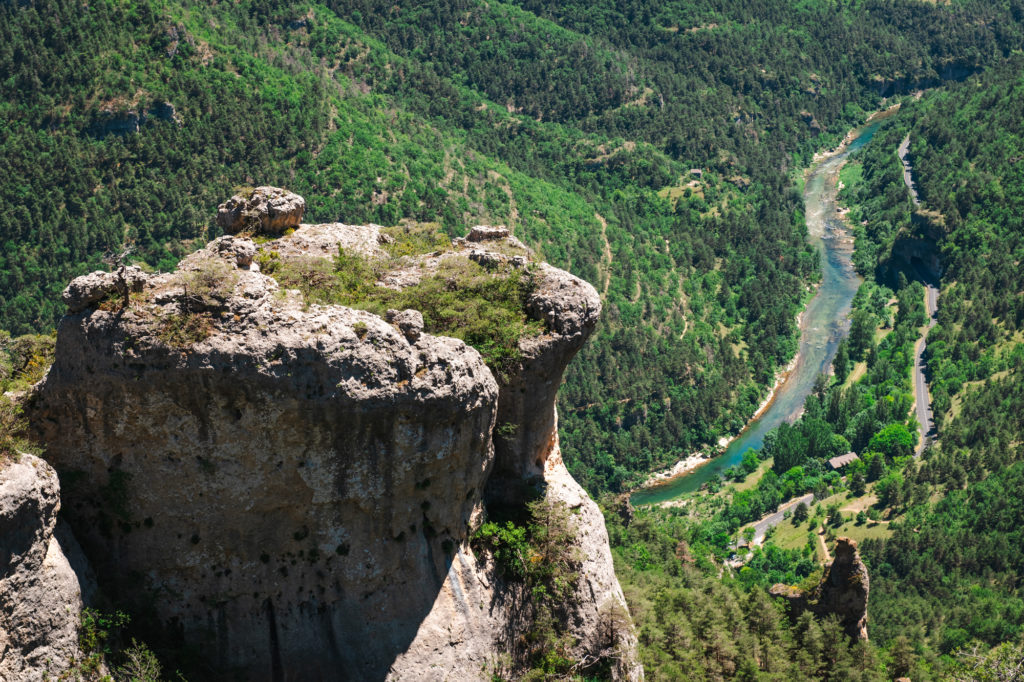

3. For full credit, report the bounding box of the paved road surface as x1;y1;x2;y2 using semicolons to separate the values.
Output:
913;279;938;456
898;136;939;455
751;493;815;545
898;134;921;206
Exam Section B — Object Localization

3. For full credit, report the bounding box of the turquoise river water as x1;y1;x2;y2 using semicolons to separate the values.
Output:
631;117;887;505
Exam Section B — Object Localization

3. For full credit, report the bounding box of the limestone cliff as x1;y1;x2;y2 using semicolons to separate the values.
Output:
770;536;869;641
0;454;96;680
29;193;641;680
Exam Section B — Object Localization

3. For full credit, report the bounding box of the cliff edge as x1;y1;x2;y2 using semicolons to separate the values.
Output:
29;189;640;680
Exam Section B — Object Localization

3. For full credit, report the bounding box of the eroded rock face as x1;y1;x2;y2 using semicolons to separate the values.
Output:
31;213;640;680
0;454;96;680
770;536;869;641
486;261;600;504
818;537;870;641
216;186;306;235
209;234;257;268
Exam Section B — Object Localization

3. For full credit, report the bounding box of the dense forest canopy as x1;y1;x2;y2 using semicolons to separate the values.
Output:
5;0;1024;679
613;56;1024;680
837;55;1024;665
4;0;1024;495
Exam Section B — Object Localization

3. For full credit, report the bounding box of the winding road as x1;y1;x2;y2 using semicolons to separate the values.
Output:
750;493;815;546
898;134;921;206
900;134;939;455
913;274;939;456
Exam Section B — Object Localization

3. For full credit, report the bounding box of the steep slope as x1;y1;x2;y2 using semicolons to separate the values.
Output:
6;0;1024;495
28;192;640;680
834;57;1024;661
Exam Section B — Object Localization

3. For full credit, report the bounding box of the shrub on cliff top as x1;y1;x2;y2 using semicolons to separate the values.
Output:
380;222;452;259
272;243;543;375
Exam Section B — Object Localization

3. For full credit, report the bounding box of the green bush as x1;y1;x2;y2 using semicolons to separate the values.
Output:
473;498;583;674
474;520;531;579
0;331;56;393
272;247;542;376
380;222;452;259
0;396;39;465
254;249;281;275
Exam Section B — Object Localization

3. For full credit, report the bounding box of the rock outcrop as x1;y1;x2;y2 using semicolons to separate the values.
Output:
466;225;510;242
90;102;181;137
770;536;869;641
0;454;96;680
30;200;640;680
216;186;306;235
61;265;149;313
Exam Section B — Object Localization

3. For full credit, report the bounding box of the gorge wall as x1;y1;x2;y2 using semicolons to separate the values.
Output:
28;189;641;680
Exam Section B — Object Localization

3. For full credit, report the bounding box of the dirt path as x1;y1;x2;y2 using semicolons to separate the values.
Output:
595;212;612;297
816;530;832;562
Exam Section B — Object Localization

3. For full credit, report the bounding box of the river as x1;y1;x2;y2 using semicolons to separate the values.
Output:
631;117;889;506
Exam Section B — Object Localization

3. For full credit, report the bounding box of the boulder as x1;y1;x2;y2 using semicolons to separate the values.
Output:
466;225;510;242
0;455;96;680
386;308;424;343
209;235;257;269
62;266;149;313
216;186;306;235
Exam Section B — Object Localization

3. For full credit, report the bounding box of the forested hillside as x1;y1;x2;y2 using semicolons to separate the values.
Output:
632;58;1024;679
836;56;1024;668
4;0;1024;494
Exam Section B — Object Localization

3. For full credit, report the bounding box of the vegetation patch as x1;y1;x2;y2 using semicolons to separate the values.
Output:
0;395;39;466
58;609;169;682
472;498;587;678
0;331;56;393
180;259;239;308
379;221;452;258
270;230;543;374
156;312;214;349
